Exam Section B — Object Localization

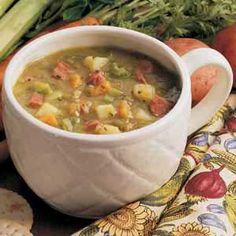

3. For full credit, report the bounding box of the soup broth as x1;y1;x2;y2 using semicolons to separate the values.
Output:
14;47;180;134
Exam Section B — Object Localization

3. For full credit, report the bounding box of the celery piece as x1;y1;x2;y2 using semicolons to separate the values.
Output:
110;62;130;78
104;94;114;103
33;82;53;95
62;118;73;131
47;90;63;101
0;0;15;18
0;0;51;60
108;88;123;97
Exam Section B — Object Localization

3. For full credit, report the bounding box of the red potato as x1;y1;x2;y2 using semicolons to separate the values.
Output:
165;38;218;105
212;25;236;88
165;38;208;56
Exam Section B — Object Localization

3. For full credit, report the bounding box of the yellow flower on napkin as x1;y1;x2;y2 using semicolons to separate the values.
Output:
172;222;212;236
72;96;236;236
95;202;156;236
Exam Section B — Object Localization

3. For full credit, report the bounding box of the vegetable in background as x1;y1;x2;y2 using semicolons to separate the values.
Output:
0;0;103;60
25;0;107;38
88;0;236;42
0;0;15;18
0;0;51;60
1;0;236;60
213;24;236;88
165;38;218;105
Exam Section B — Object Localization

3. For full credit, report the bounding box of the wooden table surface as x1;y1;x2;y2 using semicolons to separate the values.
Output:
0;158;93;236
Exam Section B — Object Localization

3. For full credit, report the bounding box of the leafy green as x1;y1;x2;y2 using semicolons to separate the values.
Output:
62;0;88;20
25;0;92;38
2;0;236;60
90;0;236;42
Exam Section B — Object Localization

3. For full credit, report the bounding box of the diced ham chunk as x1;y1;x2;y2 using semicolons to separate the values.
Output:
135;68;147;83
84;120;101;132
138;60;154;73
52;61;72;80
80;100;92;114
135;60;154;83
87;70;105;86
28;92;43;108
149;95;173;117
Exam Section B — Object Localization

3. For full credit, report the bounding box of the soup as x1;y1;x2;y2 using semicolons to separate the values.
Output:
14;47;180;134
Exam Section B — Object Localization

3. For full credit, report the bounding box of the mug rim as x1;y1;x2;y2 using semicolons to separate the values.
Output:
3;26;190;144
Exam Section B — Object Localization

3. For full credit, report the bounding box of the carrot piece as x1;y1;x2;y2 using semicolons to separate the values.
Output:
61;16;100;29
117;100;130;119
70;73;82;89
87;80;111;96
0;54;13;89
28;92;43;108
39;114;58;127
68;103;79;116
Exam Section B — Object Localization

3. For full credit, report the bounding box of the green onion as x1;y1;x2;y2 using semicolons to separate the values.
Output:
0;0;15;18
33;81;53;95
0;0;51;60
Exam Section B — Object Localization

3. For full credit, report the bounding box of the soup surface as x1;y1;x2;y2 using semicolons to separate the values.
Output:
14;47;180;134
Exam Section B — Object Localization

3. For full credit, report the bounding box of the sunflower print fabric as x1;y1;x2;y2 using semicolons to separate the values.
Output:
72;95;236;236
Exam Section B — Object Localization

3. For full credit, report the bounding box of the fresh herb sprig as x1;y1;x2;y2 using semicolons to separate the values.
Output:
90;0;236;42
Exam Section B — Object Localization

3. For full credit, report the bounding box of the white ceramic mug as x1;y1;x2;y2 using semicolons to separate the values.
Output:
2;26;233;218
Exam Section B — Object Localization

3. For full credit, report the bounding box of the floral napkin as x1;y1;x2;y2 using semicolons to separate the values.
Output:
72;95;236;236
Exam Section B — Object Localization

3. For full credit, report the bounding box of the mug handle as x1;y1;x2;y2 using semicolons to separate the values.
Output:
181;48;233;135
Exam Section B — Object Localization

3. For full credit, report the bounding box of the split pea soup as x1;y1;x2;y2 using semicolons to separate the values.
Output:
13;47;180;134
